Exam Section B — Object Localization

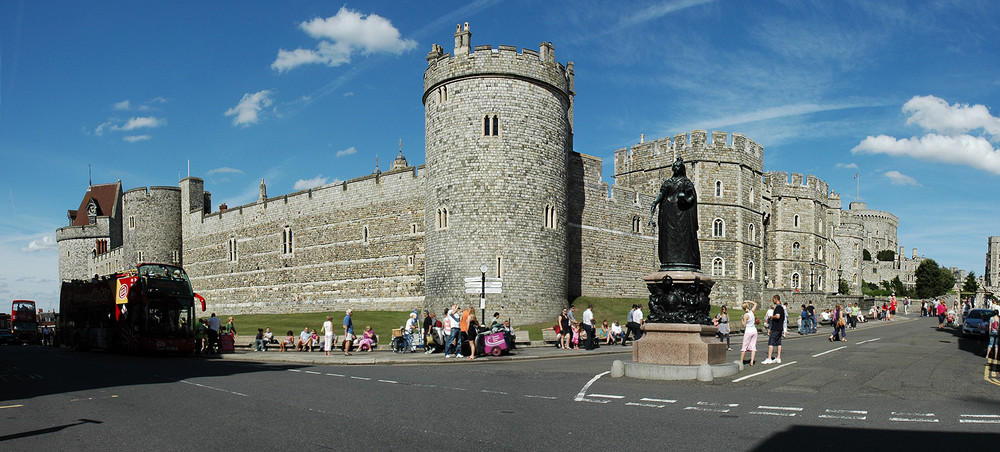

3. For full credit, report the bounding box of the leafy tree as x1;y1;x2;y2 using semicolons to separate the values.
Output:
838;278;850;295
876;250;895;261
914;259;956;298
962;271;978;294
862;249;872;261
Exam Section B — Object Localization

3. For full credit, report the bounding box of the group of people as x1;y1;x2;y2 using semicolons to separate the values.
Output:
194;313;236;354
434;305;515;359
555;304;644;351
738;295;787;366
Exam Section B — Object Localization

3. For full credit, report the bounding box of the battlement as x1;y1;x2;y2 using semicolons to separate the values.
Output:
423;23;573;103
56;216;111;241
764;171;832;202
123;185;181;199
613;130;764;180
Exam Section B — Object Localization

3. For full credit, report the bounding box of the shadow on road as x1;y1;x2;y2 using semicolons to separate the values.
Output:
0;346;304;402
0;419;102;442
754;425;1000;451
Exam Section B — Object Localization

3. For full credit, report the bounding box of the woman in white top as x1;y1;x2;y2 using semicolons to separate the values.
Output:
740;301;758;366
322;316;335;356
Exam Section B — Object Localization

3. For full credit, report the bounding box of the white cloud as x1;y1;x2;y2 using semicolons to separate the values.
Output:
884;170;919;186
343;92;354;97
335;146;357;157
21;235;56;253
272;7;416;72
293;176;330;190
224;90;274;127
835;162;859;169
853;95;1000;174
94;120;113;136
116;116;163;131
206;167;245;176
113;100;132;110
123;135;151;143
903;95;1000;136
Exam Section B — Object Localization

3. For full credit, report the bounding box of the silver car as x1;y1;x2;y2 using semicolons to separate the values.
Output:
962;309;996;337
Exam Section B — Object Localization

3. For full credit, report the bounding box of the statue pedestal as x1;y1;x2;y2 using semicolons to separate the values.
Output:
632;323;727;365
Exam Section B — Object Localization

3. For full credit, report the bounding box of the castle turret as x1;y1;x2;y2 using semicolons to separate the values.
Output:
122;186;182;267
422;23;575;322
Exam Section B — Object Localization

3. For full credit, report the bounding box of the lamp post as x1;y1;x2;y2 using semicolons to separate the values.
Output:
809;260;816;292
480;263;488;321
837;266;844;295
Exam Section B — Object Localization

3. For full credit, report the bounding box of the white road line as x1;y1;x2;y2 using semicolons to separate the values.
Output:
749;411;796;417
698;401;739;407
626;402;665;408
640;397;677;403
819;415;867;420
574;371;610;402
305;371;321;375
732;361;798;382
288;369;302;372
890;412;938;423
480;390;508;395
825;409;868;415
960;414;1000;418
524;395;558;400
684;406;730;413
812;346;846;357
179;380;248;397
378;379;398;384
0;404;23;409
350;376;371;381
960;414;1000;424
855;338;881;345
758;405;803;411
588;394;625;399
326;373;345;377
578;398;610;404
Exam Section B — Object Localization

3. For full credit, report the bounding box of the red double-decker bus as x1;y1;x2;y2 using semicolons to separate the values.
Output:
11;300;38;344
59;263;204;353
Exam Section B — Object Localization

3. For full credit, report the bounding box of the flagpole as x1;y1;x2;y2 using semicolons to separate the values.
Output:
856;171;860;203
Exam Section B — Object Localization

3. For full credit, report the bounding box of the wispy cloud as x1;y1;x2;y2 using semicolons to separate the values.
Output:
835;162;859;169
853;95;1000;174
884;170;919;186
617;0;718;28
206;167;245;176
113;97;168;112
293;176;338;190
123;135;150;143
272;7;417;72
224;90;274;127
21;235;56;253
336;146;357;157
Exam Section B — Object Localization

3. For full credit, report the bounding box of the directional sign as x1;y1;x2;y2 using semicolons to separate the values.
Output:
464;277;502;283
465;287;502;294
464;281;502;289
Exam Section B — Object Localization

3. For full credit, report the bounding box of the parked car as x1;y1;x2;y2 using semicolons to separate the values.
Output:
962;309;995;337
0;329;17;345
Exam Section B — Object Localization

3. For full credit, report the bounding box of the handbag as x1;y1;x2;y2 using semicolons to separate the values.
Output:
837;318;846;327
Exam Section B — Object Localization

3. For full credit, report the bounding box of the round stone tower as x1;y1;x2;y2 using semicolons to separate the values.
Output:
122;186;182;268
422;23;575;323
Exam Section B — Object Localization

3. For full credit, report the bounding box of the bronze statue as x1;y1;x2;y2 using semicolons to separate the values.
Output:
649;158;701;271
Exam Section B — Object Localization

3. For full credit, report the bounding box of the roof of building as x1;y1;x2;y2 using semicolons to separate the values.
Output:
68;182;121;226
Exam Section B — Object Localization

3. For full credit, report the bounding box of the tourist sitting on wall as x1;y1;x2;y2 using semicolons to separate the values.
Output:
297;327;311;351
597;320;610;343
263;327;274;344
281;331;295;352
309;329;320;351
358;326;376;351
609;321;624;345
821;310;831;324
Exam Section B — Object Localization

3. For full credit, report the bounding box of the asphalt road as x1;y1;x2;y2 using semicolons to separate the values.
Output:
2;314;998;451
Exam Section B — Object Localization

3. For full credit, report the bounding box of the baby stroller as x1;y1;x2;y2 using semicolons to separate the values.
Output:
390;328;426;353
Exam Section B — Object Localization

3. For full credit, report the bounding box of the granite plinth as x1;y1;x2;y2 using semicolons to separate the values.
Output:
632;322;727;365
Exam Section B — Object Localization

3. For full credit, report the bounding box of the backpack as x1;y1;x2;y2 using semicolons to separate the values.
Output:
990;317;999;336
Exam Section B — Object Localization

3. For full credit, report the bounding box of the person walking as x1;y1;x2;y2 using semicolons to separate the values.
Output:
342;309;354;356
986;310;999;366
622;305;637;346
937;299;947;330
465;312;479;360
207;312;221;354
322;316;335;356
762;295;785;364
740;301;758;366
444;305;462;358
829;304;847;342
798;304;808;335
716;306;731;350
807;301;817;334
581;304;596;351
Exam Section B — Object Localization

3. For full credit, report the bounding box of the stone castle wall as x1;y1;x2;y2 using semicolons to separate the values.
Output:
764;172;839;293
122;186;182;270
56;218;111;281
180;168;426;314
845;202;898;255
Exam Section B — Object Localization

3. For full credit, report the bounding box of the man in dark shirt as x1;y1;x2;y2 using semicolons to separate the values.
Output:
763;295;785;364
806;301;816;334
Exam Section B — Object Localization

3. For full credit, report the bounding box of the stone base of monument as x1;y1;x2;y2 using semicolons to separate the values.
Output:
608;323;739;381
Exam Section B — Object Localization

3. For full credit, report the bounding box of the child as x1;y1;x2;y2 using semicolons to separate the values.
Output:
571;324;581;350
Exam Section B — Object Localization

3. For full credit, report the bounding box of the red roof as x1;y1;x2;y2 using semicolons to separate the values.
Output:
69;182;122;226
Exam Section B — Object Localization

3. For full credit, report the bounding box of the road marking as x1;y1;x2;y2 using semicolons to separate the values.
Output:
378;379;398;384
588;393;624;399
640;397;677;403
750;405;801;417
578;398;610;404
574;371;610;402
855;338;881;345
819;409;867;420
960;414;1000;424
749;410;796;417
326;373;345;377
480;390;508;395
684;406;730;413
626;402;665;408
288;369;301;372
179;380;248;397
70;395;119;402
305;371;321;375
524;395;558;400
889;412;938;423
758;405;803;411
812;346;846;357
349;376;371;381
697;401;739;407
732;361;797;382
0;404;24;409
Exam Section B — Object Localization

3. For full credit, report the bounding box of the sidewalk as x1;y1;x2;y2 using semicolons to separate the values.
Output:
200;342;633;366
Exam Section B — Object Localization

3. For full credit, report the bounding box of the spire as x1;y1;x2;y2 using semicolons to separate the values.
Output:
372;155;381;175
258;178;267;202
391;139;408;170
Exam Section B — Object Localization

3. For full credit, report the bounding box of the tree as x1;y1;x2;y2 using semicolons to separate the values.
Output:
914;259;956;299
962;271;978;295
862;249;872;261
838;278;850;295
876;250;895;261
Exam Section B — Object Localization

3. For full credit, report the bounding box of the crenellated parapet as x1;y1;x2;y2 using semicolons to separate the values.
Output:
422;23;574;104
764;171;834;203
614;130;764;182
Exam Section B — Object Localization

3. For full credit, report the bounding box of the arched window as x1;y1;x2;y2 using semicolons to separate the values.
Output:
715;181;723;197
791;272;801;289
713;218;724;237
817;245;823;260
748;224;755;242
748;261;755;280
749;186;754;204
436;207;449;229
853;274;858;284
631;216;642;234
792;242;800;258
282;226;293;255
793;214;800;228
483;114;500;136
363;225;369;244
544;205;556;229
712;258;724;276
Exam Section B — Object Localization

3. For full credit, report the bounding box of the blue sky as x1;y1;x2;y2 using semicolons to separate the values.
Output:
2;0;999;311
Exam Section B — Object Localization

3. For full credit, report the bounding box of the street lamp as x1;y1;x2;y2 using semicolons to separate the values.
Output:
809;260;816;292
480;263;488;321
837;266;843;294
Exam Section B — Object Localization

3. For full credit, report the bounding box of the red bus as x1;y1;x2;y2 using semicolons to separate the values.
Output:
11;300;38;344
59;263;204;353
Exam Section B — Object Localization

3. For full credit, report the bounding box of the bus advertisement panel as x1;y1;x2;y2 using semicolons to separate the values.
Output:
12;300;38;344
59;263;201;353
